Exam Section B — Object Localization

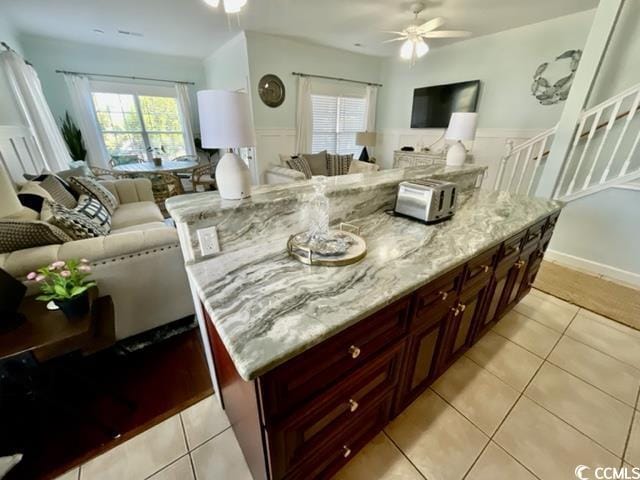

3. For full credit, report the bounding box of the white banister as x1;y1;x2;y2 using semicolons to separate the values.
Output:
600;90;640;182
582;98;622;190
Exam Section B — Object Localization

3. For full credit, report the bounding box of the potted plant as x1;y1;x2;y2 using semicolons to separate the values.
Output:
27;258;96;320
147;146;166;167
60;112;87;161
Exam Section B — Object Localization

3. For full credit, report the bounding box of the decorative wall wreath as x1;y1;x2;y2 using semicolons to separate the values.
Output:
531;49;582;105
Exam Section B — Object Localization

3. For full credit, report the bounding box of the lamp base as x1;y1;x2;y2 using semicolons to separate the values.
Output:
446;141;467;167
358;147;370;163
215;151;252;200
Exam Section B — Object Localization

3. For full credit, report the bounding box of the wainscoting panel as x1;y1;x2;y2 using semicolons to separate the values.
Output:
254;128;296;183
0;124;46;182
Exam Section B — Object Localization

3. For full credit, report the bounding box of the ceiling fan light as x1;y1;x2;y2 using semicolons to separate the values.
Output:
203;0;220;7
415;38;429;57
400;39;414;60
223;0;247;13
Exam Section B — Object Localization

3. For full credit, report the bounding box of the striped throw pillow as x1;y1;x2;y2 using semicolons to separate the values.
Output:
327;154;353;176
41;200;109;240
286;156;313;179
69;176;119;215
75;194;112;232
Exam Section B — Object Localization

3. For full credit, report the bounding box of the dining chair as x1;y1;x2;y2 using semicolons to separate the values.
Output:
191;163;217;192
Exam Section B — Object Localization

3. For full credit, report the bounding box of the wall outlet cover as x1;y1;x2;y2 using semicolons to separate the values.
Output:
197;226;221;256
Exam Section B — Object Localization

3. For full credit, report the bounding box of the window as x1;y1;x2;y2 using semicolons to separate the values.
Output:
92;88;186;160
311;95;366;157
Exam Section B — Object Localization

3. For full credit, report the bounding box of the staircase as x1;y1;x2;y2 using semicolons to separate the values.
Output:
494;82;640;201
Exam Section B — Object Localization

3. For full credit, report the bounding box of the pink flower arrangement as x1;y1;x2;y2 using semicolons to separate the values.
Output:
28;258;96;303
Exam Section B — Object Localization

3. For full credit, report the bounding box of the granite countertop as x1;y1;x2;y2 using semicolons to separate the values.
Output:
188;190;562;381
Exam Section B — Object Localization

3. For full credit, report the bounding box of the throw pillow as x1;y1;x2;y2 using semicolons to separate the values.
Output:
301;151;329;176
39;175;77;209
286;156;313;179
0;219;72;254
69;176;119;215
17;182;54;214
75;194;112;232
327;153;353;176
41;200;109;240
23;172;78;199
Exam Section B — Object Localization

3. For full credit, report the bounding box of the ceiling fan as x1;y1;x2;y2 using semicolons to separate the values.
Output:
385;2;471;65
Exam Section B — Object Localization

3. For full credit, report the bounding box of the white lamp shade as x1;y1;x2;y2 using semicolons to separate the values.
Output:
356;131;377;147
197;90;256;149
445;112;478;141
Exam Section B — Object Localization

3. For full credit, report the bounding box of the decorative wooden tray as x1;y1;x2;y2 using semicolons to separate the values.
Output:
287;223;367;267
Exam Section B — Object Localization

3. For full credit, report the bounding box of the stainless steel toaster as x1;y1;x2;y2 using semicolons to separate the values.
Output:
394;179;458;223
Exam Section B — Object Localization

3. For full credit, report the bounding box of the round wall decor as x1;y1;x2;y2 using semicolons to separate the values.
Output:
531;49;582;105
258;74;285;108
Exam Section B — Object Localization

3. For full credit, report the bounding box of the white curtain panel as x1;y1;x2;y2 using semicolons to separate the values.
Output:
175;83;197;156
364;85;378;132
295;76;313;154
64;74;110;168
0;51;71;172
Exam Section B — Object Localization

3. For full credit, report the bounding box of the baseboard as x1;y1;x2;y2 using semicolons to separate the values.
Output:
545;249;640;288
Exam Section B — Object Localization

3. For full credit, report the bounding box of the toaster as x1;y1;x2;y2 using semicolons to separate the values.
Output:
394;179;458;223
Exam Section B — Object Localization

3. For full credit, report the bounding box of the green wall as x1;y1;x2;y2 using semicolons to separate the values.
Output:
20;35;207;130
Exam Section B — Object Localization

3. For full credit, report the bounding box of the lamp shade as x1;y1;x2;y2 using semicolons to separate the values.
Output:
356;131;377;147
445;112;478;141
197;90;256;149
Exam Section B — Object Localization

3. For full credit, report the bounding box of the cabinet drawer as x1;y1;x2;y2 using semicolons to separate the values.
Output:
260;298;411;420
283;393;394;480
412;266;463;329
269;343;404;479
463;246;499;289
497;231;527;269
523;219;547;250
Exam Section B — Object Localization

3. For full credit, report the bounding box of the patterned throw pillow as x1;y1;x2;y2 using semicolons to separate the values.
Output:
69;176;119;215
75;195;112;232
327;153;353;176
39;175;77;209
286;156;313;179
41;200;109;240
0;219;73;254
17;181;55;214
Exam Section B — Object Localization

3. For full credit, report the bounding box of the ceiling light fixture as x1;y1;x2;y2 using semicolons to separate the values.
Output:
203;0;248;14
400;36;429;64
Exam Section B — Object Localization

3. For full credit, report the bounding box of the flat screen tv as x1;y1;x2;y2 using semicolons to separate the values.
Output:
410;80;480;128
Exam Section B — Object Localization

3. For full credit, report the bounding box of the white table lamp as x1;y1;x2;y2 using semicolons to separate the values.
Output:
445;112;478;167
198;90;256;200
355;131;377;163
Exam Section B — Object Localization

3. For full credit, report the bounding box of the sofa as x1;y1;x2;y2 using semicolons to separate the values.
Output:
0;177;193;340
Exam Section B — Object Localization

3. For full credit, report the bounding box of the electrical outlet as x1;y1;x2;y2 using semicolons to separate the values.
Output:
197;226;220;256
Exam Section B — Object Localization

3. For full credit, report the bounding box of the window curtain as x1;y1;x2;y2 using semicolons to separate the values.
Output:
364;85;378;132
175;83;197;156
63;74;110;168
0;51;71;172
295;76;313;154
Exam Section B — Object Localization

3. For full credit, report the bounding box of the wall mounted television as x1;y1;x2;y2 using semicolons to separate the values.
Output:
410;80;481;128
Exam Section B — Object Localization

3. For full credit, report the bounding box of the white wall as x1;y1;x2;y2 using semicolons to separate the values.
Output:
0;16;26;126
203;32;250;92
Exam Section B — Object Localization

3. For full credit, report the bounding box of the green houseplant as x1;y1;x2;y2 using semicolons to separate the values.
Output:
28;258;96;319
60;112;87;161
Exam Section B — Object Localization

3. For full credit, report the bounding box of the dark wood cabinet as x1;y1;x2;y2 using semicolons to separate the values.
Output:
205;212;561;480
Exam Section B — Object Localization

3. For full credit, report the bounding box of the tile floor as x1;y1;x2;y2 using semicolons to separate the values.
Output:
55;289;640;480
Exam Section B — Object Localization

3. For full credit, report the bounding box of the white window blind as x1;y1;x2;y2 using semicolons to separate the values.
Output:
311;94;366;157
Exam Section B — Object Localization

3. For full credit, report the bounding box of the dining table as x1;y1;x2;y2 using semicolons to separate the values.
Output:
111;159;199;174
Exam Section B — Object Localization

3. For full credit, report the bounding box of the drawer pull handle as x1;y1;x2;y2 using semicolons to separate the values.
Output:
348;399;359;412
515;260;526;270
458;303;467;312
537;250;544;258
438;290;448;301
343;445;352;458
451;306;460;316
481;265;490;273
348;345;361;359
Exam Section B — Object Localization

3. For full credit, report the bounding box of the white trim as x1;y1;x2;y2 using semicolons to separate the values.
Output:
613;182;640;192
545;249;640;288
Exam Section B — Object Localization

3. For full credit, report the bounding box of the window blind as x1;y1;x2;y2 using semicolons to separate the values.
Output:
311;94;366;157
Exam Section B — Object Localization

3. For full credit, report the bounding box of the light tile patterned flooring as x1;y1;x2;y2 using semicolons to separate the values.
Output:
56;289;640;480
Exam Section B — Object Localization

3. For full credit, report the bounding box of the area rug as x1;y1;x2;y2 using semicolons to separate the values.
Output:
534;261;640;331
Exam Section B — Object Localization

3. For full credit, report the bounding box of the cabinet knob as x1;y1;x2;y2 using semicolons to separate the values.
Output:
342;445;352;458
451;306;460;316
438;290;448;301
348;399;359;412
481;265;490;273
515;260;525;270
348;345;361;359
458;302;467;312
537;250;544;258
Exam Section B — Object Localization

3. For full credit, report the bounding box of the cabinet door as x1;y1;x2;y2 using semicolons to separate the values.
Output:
474;261;512;340
505;242;539;308
398;308;451;408
442;281;489;369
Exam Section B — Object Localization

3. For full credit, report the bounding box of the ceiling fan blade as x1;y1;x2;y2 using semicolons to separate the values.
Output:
422;30;472;38
416;17;445;33
381;30;408;36
382;37;406;43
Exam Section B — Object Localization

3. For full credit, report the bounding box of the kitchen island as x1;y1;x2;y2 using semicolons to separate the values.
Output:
167;166;562;480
